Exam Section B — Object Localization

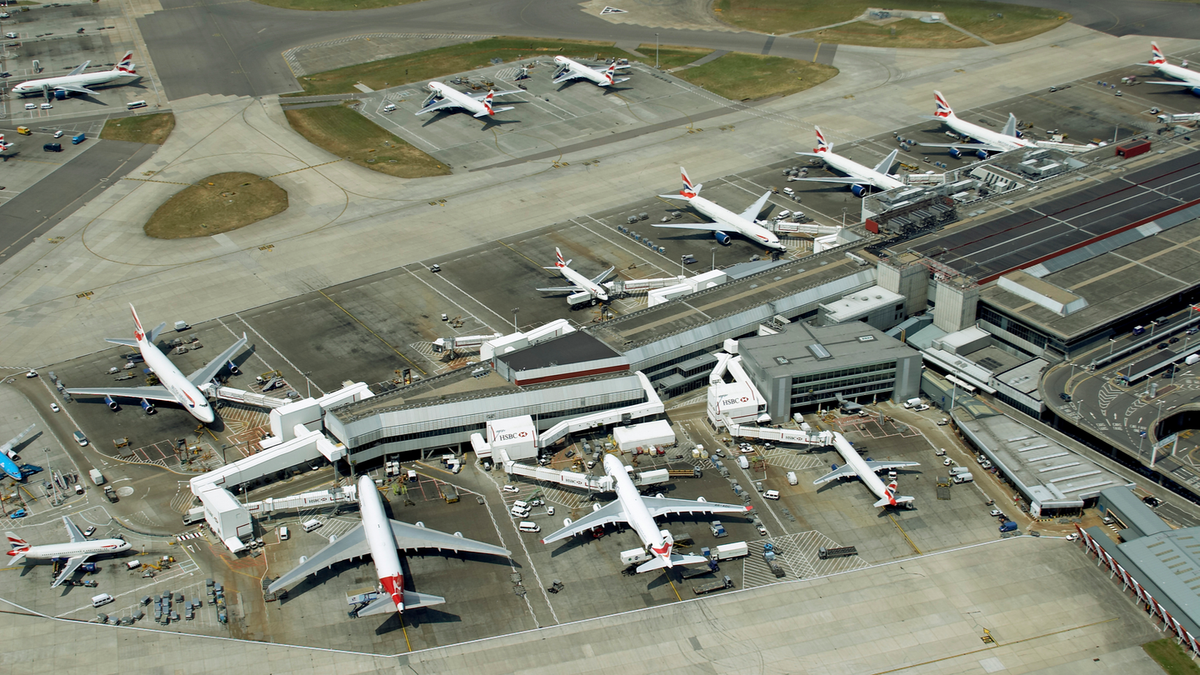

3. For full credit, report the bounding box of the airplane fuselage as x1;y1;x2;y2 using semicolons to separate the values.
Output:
554;56;610;86
819;151;904;190
684;195;784;250
604;455;673;564
941;116;1032;153
829;433;893;504
13;70;130;96
1157;61;1200;86
558;264;609;301
358;474;406;613
14;539;130;561
136;331;214;423
426;82;487;116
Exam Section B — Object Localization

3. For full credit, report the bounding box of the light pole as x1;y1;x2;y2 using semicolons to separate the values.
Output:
1109;337;1117;357
842;208;847;228
711;247;716;271
304;371;312;398
511;307;519;332
655;33;659;69
1151;400;1166;467
680;254;685;277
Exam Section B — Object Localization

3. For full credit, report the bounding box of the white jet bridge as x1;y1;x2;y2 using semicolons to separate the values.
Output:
496;448;669;491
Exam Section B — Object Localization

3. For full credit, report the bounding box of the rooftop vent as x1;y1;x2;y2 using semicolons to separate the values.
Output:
806;343;832;360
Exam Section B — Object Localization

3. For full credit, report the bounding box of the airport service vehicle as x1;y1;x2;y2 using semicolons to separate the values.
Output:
709;520;727;538
54;130;63;138
999;520;1018;533
794;126;904;196
6;515;132;588
66;304;247;424
12;52;136;97
0;424;35;481
540;455;750;574
268;475;510;616
536;247;614;307
89;469;105;485
711;541;749;561
1146;41;1200;92
952;472;973;484
693;575;734;594
813;432;919;508
818;545;858;560
551;55;630;88
652;167;785;251
415;82;521;119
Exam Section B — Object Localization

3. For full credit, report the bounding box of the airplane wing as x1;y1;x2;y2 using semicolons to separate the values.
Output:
791;176;864;184
389;519;510;558
51;555;89;589
540;501;627;545
864;460;920;472
104;338;139;347
65;385;175;403
473;106;513;118
738;191;773;222
62;516;86;543
552;69;589;84
1;424;36;455
917;141;1008;153
357;589;445;616
589;266;615;285
639;496;748;519
651;221;725;232
67;60;91;76
1144;80;1200;87
415;99;462;115
267;524;370;593
813;465;860;485
187;333;247;386
55;83;98;95
607;77;631;85
536;286;584;293
470;89;522;100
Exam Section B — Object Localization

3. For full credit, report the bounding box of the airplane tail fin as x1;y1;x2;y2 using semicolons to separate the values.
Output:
635;553;707;574
874;481;914;508
483;90;495;116
1151;41;1166;66
116;51;136;74
130;304;146;342
679;166;701;198
6;532;29;564
555;247;569;269
933;90;954;119
1002;112;1018;138
814;126;831;153
605;63;616;85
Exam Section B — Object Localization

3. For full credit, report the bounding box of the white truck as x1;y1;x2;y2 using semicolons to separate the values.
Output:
952;472;974;483
711;541;749;561
620;548;652;566
89;469;105;485
903;397;922;409
948;466;970;476
786;471;798;485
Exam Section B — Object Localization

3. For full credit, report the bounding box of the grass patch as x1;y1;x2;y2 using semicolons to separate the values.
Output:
249;0;420;9
810;19;983;49
1143;639;1200;675
100;113;176;145
285;103;450;178
712;0;1069;45
144;172;287;239
676;53;837;101
286;37;713;97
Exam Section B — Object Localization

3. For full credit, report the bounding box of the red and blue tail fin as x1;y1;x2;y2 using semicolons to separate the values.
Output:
814;126;831;154
680;167;701;198
934;91;954;119
117;52;135;74
1151;41;1167;66
130;304;146;342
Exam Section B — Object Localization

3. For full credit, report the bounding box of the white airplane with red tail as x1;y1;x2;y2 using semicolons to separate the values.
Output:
551;56;630;87
795;126;904;196
652;167;785;251
12;52;136;96
7;516;131;588
813;432;919;508
541;455;750;573
536;247;614;306
268;475;510;616
1145;41;1200;92
416;82;522;118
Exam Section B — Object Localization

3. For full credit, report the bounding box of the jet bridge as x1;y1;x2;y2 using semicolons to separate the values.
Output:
497;448;669;491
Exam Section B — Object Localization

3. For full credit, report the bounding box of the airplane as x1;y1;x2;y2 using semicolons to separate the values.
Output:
813;432;919;508
12;52;136;97
541;455;751;573
1145;41;1200;93
920;91;1094;158
833;393;865;413
7;515;132;588
268;475;510;616
65;304;247;424
551;56;630;88
0;134;12;151
536;247;614;307
415;82;522;119
794;126;904;196
0;424;36;481
652;167;786;251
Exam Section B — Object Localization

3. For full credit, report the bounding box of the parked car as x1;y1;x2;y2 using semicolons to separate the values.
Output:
1158;342;1169;350
502;485;519;494
50;403;59;412
1170;337;1180;344
54;130;64;138
914;404;930;412
943;458;953;466
989;509;1004;517
84;526;96;537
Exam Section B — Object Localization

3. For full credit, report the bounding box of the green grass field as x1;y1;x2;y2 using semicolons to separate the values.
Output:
285;103;450;178
1143;639;1200;675
713;0;1068;45
144;173;288;239
288;38;714;97
250;0;419;10
100;113;176;145
676;53;837;101
810;19;983;49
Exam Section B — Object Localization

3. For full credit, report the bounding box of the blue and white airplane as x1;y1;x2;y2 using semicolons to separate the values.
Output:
0;425;35;481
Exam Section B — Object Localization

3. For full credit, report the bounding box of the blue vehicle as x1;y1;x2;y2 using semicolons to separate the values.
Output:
9;508;26;519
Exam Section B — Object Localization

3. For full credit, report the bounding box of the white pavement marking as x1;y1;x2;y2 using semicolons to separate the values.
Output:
404;265;507;333
226;315;325;397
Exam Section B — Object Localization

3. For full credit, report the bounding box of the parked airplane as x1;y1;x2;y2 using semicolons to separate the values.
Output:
1145;41;1200;92
0;134;12;151
813;432;919;508
920;91;1093;158
0;424;36;481
541;455;751;573
7;515;131;588
65;304;246;424
833;393;865;413
795;126;904;196
268;475;510;616
536;247;614;307
12;52;136;97
551;56;630;88
652;167;785;251
416;82;522;118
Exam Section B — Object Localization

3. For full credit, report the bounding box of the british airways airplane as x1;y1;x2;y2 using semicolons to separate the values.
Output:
7;516;132;588
536;247;614;307
652;167;785;251
66;305;246;424
415;82;522;119
794;126;904;196
12;52;136;97
551;56;630;88
1145;41;1200;93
